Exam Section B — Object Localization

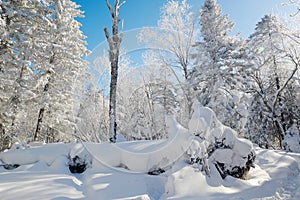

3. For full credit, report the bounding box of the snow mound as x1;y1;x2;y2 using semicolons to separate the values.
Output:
86;115;192;172
282;124;300;153
164;147;300;199
187;104;255;179
0;143;72;167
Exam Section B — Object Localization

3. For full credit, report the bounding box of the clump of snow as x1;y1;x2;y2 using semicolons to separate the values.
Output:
116;133;127;142
10;142;30;150
0;143;72;166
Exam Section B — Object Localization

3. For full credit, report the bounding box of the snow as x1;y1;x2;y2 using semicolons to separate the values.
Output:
186;104;255;178
85;115;192;173
282;124;300;153
0;143;299;199
164;147;300;200
0;108;299;199
233;138;253;157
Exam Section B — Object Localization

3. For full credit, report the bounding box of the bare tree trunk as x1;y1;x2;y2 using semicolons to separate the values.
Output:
104;0;124;143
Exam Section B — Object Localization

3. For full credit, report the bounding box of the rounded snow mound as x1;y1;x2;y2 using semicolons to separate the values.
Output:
187;103;255;179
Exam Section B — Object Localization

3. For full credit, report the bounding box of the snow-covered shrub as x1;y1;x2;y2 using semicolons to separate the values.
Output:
68;155;88;173
186;102;255;179
68;143;92;173
148;168;165;176
282;124;300;153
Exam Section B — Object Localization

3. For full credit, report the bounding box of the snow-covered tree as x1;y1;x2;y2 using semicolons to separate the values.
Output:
76;83;109;142
32;0;89;143
187;101;256;179
139;0;196;80
0;0;89;147
0;0;54;147
190;0;249;133
138;0;197;126
116;57;178;140
245;15;300;149
282;122;300;152
104;0;125;143
119;79;176;140
0;0;15;149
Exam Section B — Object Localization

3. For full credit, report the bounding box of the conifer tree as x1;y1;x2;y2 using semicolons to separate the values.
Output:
33;0;89;142
191;0;249;132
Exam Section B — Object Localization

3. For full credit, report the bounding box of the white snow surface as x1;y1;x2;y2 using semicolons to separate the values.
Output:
0;112;299;199
0;142;299;200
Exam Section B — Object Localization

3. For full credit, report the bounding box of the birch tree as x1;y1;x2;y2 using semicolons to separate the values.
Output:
138;0;197;126
104;0;124;143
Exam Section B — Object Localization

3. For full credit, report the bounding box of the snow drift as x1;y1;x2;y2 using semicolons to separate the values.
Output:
0;105;299;199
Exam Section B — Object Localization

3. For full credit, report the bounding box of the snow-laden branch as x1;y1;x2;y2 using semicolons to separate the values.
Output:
272;59;299;109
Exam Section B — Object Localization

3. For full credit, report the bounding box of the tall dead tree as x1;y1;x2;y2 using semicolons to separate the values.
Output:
104;0;124;143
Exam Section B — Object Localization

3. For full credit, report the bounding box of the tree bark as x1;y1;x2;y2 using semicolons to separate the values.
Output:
33;107;45;141
104;0;123;143
33;72;51;142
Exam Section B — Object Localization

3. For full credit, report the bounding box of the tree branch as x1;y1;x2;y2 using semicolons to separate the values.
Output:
272;57;299;108
105;0;113;17
104;27;110;40
119;1;126;8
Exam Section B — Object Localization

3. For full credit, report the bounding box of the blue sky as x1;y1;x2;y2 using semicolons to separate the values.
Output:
73;0;292;51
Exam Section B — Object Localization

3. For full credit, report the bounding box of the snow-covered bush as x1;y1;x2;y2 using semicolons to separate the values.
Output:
68;155;88;173
186;102;255;179
282;124;300;153
68;143;92;173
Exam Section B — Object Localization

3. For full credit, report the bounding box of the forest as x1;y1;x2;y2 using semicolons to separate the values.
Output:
1;0;299;152
0;0;300;199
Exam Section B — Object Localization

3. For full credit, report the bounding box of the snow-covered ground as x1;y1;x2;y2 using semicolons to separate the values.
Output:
0;109;299;200
0;141;299;200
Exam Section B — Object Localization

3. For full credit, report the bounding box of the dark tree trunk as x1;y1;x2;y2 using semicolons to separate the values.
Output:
0;123;10;151
33;73;51;142
33;108;45;141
